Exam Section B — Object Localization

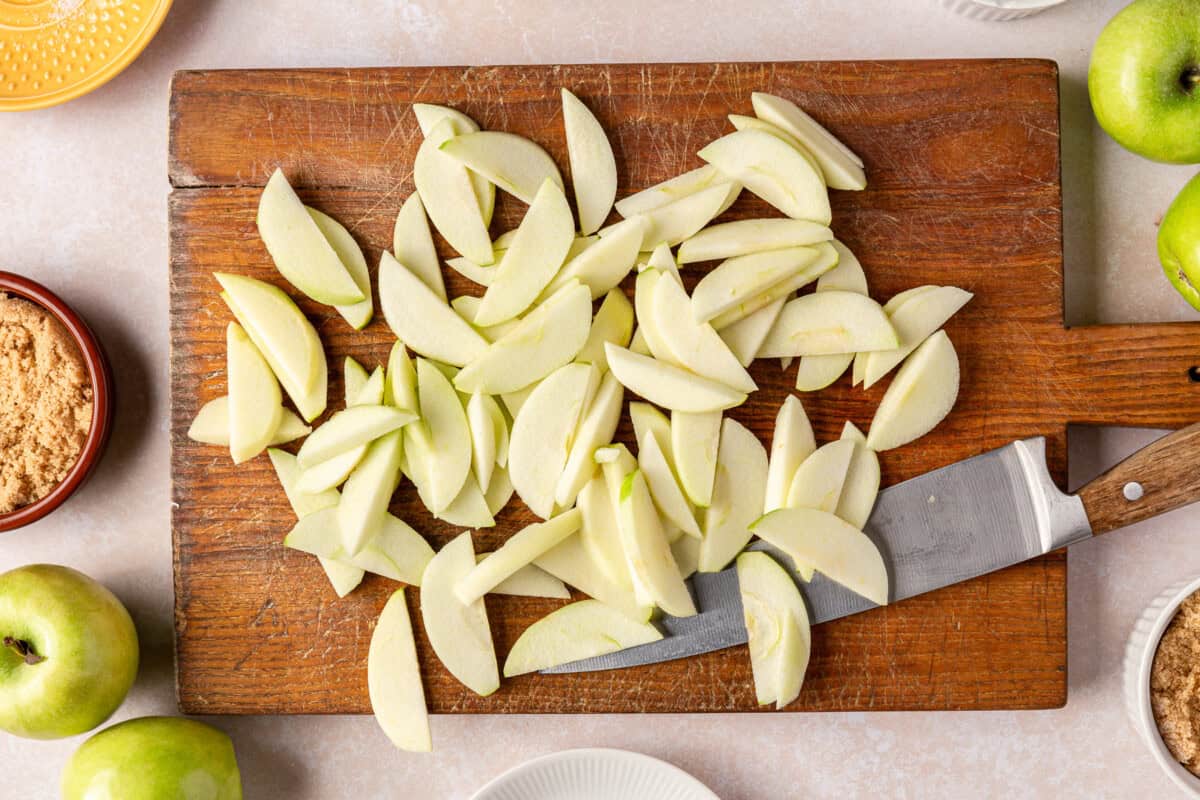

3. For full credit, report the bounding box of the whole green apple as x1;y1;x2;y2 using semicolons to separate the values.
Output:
1159;172;1200;309
1088;0;1200;164
62;716;243;800
0;564;138;739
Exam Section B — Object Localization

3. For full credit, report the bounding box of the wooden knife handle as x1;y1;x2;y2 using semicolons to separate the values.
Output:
1077;422;1200;536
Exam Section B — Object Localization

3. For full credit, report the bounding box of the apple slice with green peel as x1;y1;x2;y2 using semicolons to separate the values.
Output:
534;532;653;623
615;164;731;217
504;599;662;677
736;551;810;708
751;92;867;191
474;180;575;326
284;507;434;585
708;242;840;330
421;532;499;696
719;296;786;367
618;470;697;617
866;330;960;452
541;216;644;301
671;535;701;580
750;508;889;605
678;218;833;265
636;181;738;249
466;392;496;493
509;363;596;519
306;207;373;330
385;341;418;413
226;323;283;465
632;270;679;365
555;370;624;508
410;104;494;225
478;554;570;599
256;170;366;305
414;117;493;264
786;438;855;515
451;296;522;343
861;286;973;388
638;432;701;539
455;509;583;604
699;418;767;572
339;431;404;555
562;88;618;235
672;410;722;508
215;272;327;421
413;358;472;513
757;291;898;358
379;252;489;368
455;281;592;395
575;288;634;371
296;445;366;494
629;402;673;468
297;405;415;468
691;246;821;325
651;273;757;393
604;344;747;413
764;395;817;513
837;422;881;530
344;357;369;404
187;396;310;447
699;129;830;223
440;131;563;205
577;471;632;590
393;192;446;301
368;588;430;752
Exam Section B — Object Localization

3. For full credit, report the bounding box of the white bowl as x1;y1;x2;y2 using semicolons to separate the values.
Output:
470;748;720;800
1124;576;1200;798
940;0;1068;21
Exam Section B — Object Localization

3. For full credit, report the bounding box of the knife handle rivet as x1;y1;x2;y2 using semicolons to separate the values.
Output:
1123;482;1144;502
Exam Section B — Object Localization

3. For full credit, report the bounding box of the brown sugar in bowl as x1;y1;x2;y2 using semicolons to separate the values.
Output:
0;272;114;532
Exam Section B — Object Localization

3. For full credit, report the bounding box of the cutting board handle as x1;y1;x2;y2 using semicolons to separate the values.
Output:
1077;422;1200;535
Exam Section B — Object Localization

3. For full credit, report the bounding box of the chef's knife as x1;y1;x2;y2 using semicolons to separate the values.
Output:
544;425;1200;674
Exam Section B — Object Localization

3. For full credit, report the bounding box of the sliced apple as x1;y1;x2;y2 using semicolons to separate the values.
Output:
344;357;369;404
757;291;897;358
466;392;496;493
440;131;563;205
708;241;839;330
430;473;496;528
412;104;494;225
414;117;493;264
500;383;535;419
379;251;489;367
450;296;521;343
368;588;430;752
575;288;634;371
837;422;880;529
226;322;283;464
671;535;701;580
618;470;697;617
678;218;832;265
256;169;365;305
629;327;651;356
629;402;672;468
638;431;700;538
786;438;855;514
699;129;830;223
420;532;499;696
215;272;327;422
718;297;786;368
297;405;414;467
455;509;583;604
651;273;757;393
307;207;373;330
604;344;747;413
296;445;366;494
750;508;889;605
541;215;644;301
577;471;632;589
764;395;817;513
793;245;865;392
484;463;514;516
699;418;767;572
392;192;446;301
615;164;729;218
477;553;570;599
534;532;652;623
475;180;576;326
632;269;678;365
751;92;867;191
736;550;810;708
691;247;826;327
792;353;853;392
556;370;624;508
508;363;596;519
636;181;738;250
414;358;473;513
339;431;404;555
671;410;722;508
562;88;618;235
504;599;662;677
816;240;868;294
861;286;973;388
284;507;434;585
455;282;592;395
445;256;496;287
727;113;820;168
187;396;310;447
866;330;960;451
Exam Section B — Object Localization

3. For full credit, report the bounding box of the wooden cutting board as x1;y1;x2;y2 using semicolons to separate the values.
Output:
169;61;1200;715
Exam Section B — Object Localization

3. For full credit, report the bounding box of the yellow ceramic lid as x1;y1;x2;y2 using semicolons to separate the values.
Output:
0;0;172;111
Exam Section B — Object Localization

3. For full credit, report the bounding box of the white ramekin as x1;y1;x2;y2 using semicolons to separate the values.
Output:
1124;576;1200;798
940;0;1068;21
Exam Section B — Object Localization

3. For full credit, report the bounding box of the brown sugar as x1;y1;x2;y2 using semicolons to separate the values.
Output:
0;293;93;513
1152;592;1200;776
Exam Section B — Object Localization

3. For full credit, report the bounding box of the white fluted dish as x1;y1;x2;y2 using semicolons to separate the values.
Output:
1124;576;1200;799
470;748;720;800
940;0;1067;21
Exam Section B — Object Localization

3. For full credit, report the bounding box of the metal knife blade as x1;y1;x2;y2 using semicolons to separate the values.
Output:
543;436;1092;674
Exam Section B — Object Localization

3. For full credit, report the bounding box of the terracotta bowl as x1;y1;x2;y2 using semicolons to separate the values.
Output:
0;272;114;532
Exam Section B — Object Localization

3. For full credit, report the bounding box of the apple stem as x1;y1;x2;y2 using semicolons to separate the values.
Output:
2;636;45;666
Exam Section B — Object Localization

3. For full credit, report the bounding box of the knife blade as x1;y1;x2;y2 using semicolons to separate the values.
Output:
543;436;1093;674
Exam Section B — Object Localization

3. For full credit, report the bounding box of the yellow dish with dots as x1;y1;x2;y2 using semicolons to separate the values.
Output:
0;0;171;111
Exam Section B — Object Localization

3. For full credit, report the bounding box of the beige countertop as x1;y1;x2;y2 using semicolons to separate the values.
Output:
3;1;1200;796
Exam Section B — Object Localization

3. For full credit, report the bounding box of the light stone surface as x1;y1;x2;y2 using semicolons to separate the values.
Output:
3;0;1200;797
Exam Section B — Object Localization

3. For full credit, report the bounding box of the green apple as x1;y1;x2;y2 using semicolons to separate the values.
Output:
1088;0;1200;164
0;565;138;740
62;716;242;799
1160;171;1200;309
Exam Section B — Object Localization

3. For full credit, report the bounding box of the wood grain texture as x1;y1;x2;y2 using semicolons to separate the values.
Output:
168;62;1200;715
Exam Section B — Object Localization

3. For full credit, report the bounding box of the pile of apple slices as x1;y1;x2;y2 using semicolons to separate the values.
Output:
187;89;973;750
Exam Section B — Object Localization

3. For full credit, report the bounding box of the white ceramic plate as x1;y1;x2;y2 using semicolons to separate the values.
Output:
470;748;721;800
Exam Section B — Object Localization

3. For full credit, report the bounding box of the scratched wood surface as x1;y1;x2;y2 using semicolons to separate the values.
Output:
169;62;1200;715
